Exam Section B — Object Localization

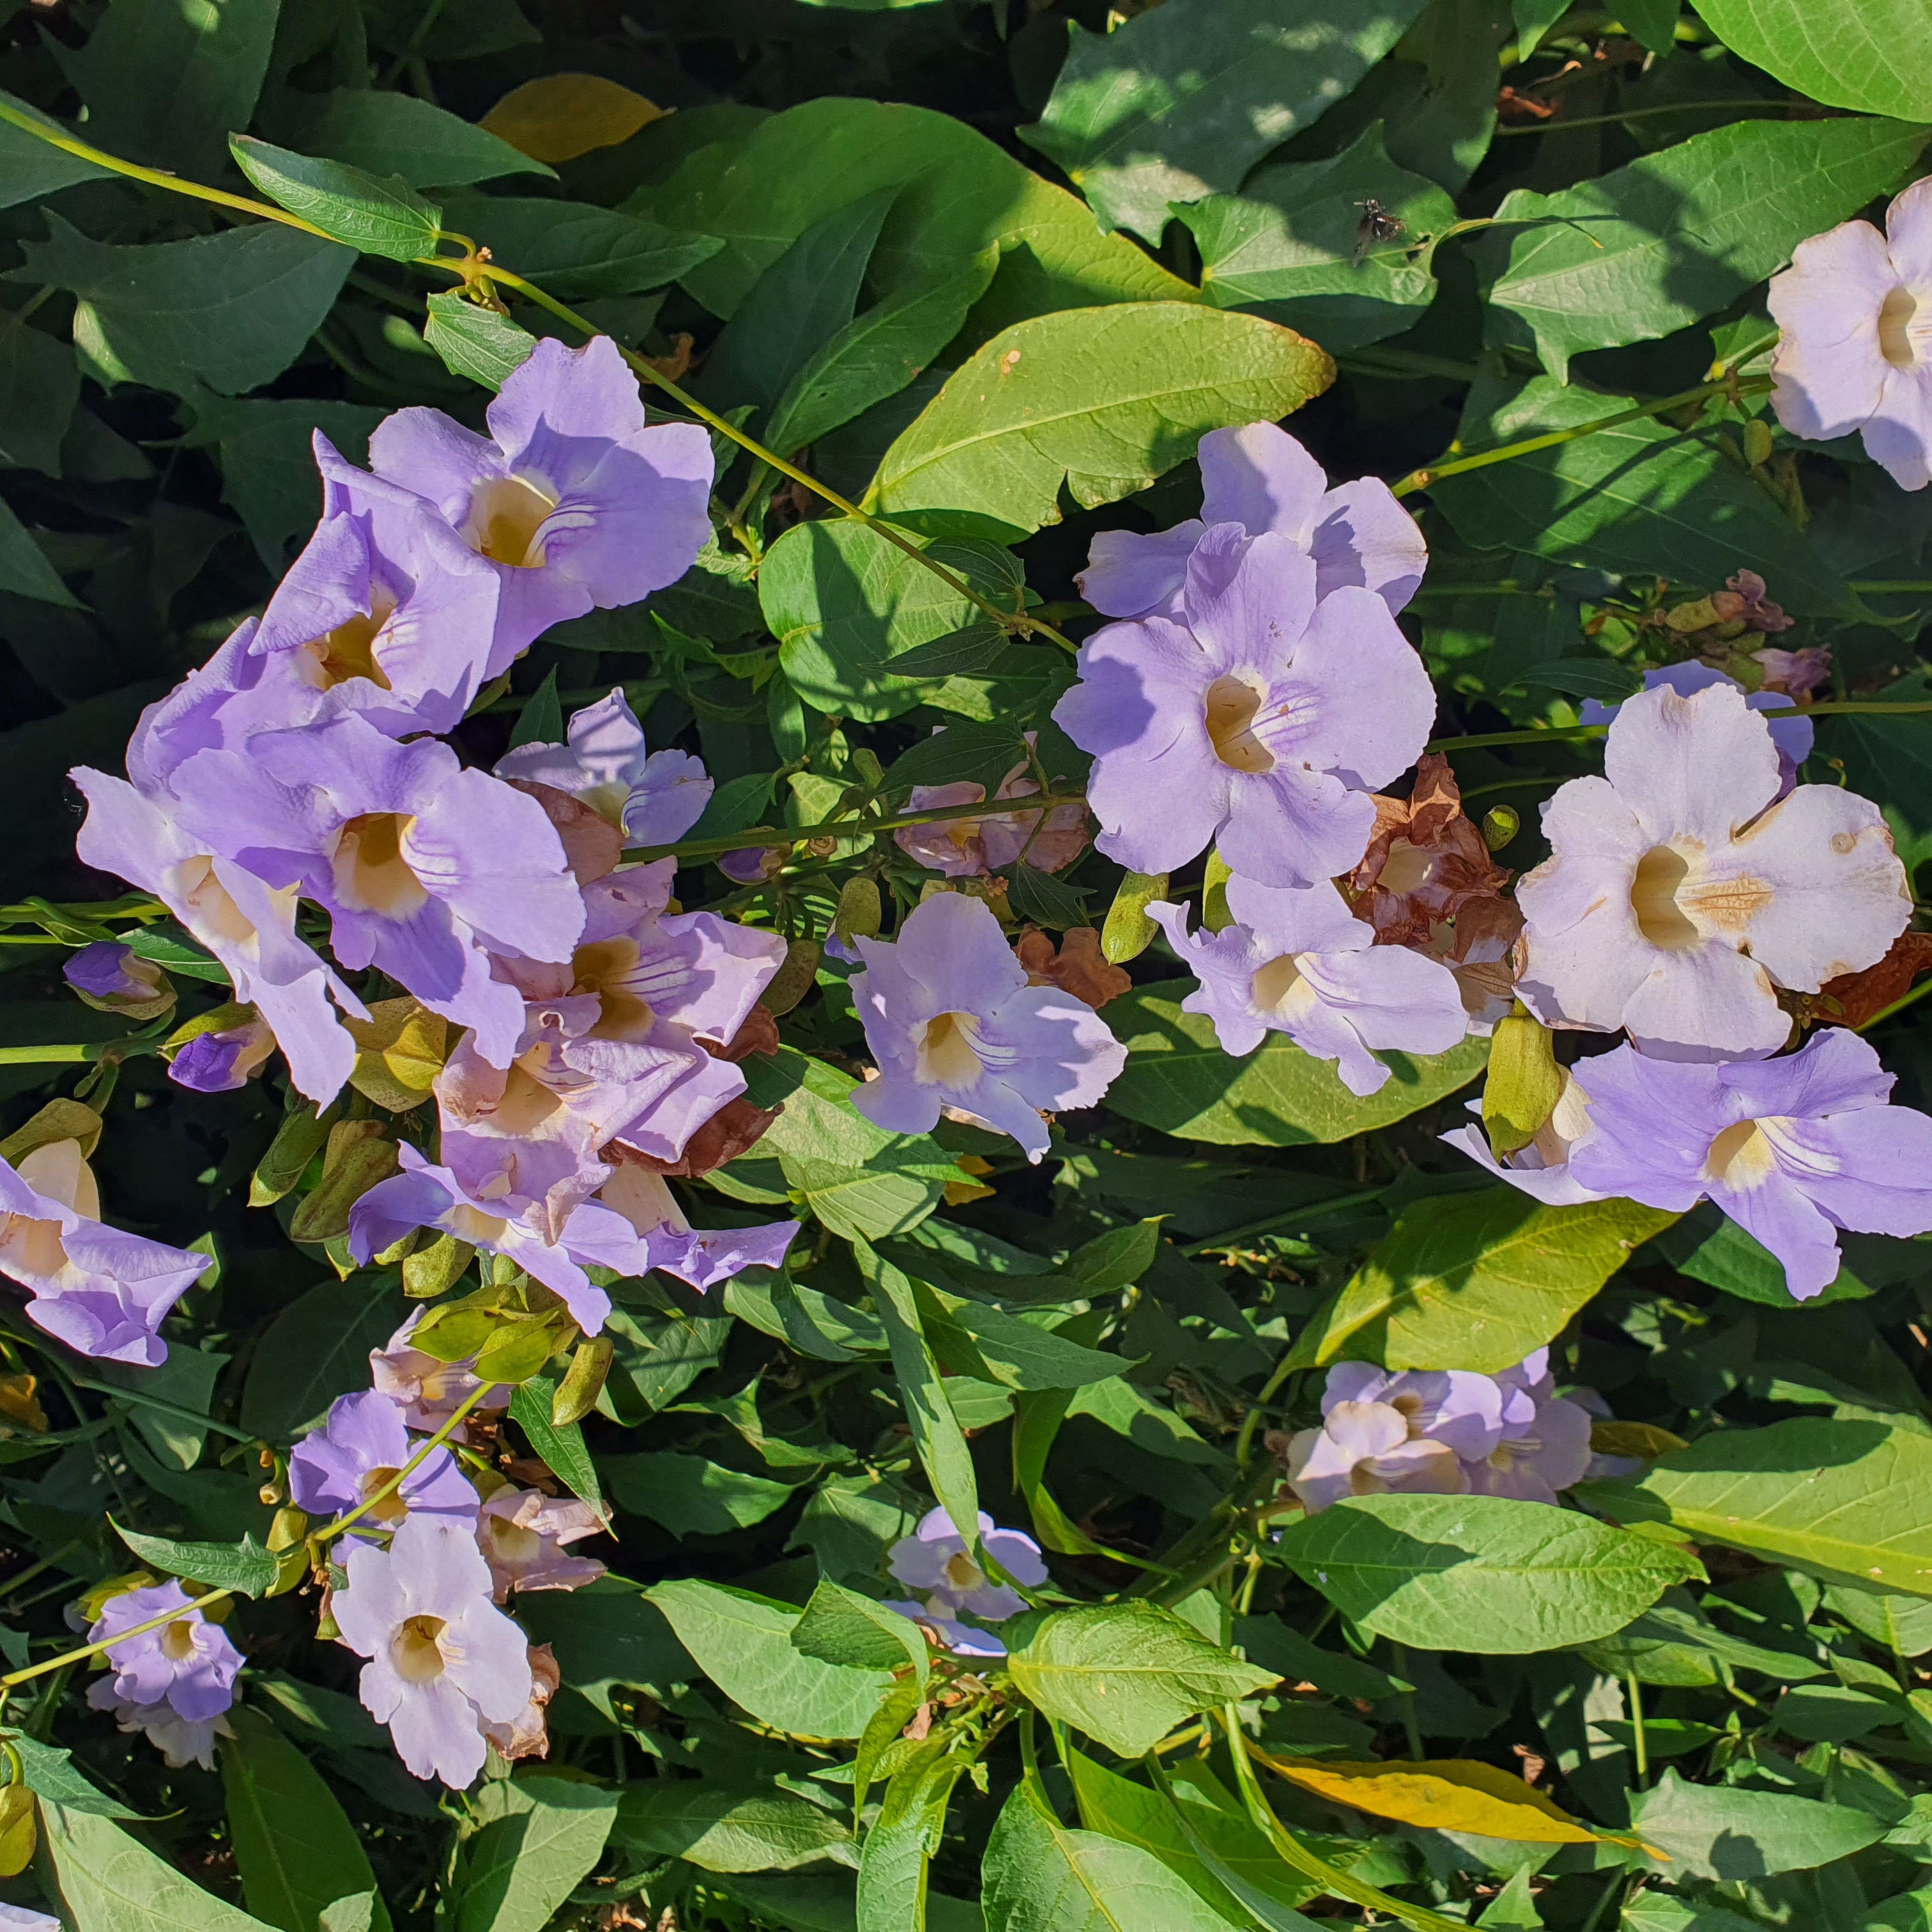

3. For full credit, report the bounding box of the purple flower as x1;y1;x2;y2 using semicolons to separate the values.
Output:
893;737;1088;878
371;1310;507;1438
367;335;714;662
348;1143;641;1335
334;1512;533;1789
849;891;1126;1162
167;1012;277;1093
1149;878;1468;1097
1466;1351;1593;1505
1077;422;1427;620
597;1164;799;1291
1320;1364;1503;1463
1566;1026;1932;1301
88;1579;241;1725
477;1485;607;1600
882;1598;1011;1660
496;688;712;847
1282;1400;1467;1513
1054;525;1436;887
64;940;171;1015
0;1901;61;1931
288;1389;480;1541
719;845;786;884
887;1507;1048;1621
171;711;584;1068
1515;682;1908;1059
0;1140;210;1365
71;765;363;1105
85;1680;228;1768
1768;175;1932;490
1579;662;1813;786
1440;1073;1604;1206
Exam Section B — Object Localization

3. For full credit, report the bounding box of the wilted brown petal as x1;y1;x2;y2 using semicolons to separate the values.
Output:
1817;931;1932;1030
1014;926;1131;1008
1350;754;1512;947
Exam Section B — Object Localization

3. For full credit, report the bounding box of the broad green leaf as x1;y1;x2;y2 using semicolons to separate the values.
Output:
240;1269;407;1439
856;1738;967;1932
447;196;720;300
0;89;115;208
1577;1416;1932;1597
726;1268;889;1360
1020;0;1430;243
231;137;443;263
792;1578;930;1683
454;1776;619;1932
1180;123;1457;353
1007;1602;1278;1757
1431;374;1861;620
1104;983;1489;1146
760;521;1029;720
506;1378;604;1515
645;1577;892;1739
1064;1220;1164;1292
983;1775;1241;1932
1826;1581;1932;1657
604;1451;795;1537
423;293;538;392
0;309;79;474
220;1707;390;1932
867;303;1332;540
1481;118;1929;379
1264;1757;1614;1846
1692;0;1932;121
1273;1493;1703;1652
615;1781;854;1873
1289;1188;1678;1375
1651;1205;1879;1305
1818;668;1932;877
282;88;553;188
9;215;353;399
516;1575;694;1718
0;496;82;608
43;1800;279;1931
933;1297;1128;1394
114;1523;278;1598
1626;1767;1885;1879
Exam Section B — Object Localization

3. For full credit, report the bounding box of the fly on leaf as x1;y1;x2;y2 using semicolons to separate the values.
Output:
1353;199;1404;267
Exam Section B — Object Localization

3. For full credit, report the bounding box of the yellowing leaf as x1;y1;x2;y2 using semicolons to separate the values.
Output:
1590;1420;1687;1460
480;75;663;164
344;997;448;1111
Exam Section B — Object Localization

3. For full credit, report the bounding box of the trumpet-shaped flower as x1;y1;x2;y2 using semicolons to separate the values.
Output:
1567;1026;1932;1301
1578;661;1813;786
334;1512;533;1789
477;1486;607;1600
881;1597;1011;1660
1281;1400;1467;1513
0;1140;210;1365
368;335;714;661
1515;682;1908;1059
288;1390;480;1541
597;1163;799;1291
849;892;1126;1161
1054;525;1436;887
1768;175;1932;490
88;1579;241;1724
1465;1350;1593;1505
0;1905;60;1932
1077;422;1427;620
1149;878;1468;1097
887;1507;1048;1621
893;738;1087;878
1319;1364;1504;1462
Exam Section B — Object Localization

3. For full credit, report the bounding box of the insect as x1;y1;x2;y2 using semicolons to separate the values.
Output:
1353;197;1405;266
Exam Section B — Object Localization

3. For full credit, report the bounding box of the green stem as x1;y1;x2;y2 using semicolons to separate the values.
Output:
1498;100;1790;134
315;1384;491;1544
1857;972;1932;1034
1;1586;236;1690
0;1046;94;1066
1626;1669;1649;1782
1393;1643;1425;1762
73;1377;256;1444
1179;1186;1388;1259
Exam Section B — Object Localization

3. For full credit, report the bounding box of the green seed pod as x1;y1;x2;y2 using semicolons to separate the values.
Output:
1743;417;1774;468
833;875;882;944
1101;870;1169;963
852;747;884;789
759;938;822;1015
1483;1001;1565;1156
553;1334;615;1427
1482;805;1521;852
402;1232;477;1300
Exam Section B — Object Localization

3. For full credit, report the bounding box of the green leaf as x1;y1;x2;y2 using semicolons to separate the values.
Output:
12;1736;141;1819
1691;0;1932;121
0;89;116;208
760;521;1029;720
1288;1188;1678;1376
506;668;562;752
42;1800;279;1931
454;1777;620;1932
422;293;538;392
856;1738;967;1932
1817;668;1932;877
507;1378;604;1515
1180;122;1457;353
982;1774;1242;1932
1651;1205;1880;1305
450;197;721;301
240;1269;407;1439
883;716;1031;794
114;1523;278;1598
8;215;353;400
1626;1767;1885;1879
230;137;443;263
930;1291;1131;1393
1104;981;1489;1146
0;496;82;608
1431;374;1861;620
0;309;79;475
867;302;1332;540
645;1577;892;1740
792;1578;930;1683
1020;0;1430;243
220;1707;390;1932
615;1781;855;1873
1007;1602;1278;1758
605;1451;795;1538
1576;1416;1932;1597
1480;118;1929;379
1273;1493;1704;1652
515;1575;694;1718
282;88;553;188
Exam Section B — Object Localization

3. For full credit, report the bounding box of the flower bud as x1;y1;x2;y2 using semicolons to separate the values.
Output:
402;1232;478;1300
1101;870;1168;963
1483;1002;1565;1156
1481;806;1521;852
166;1008;277;1093
63;940;175;1020
1743;418;1774;468
551;1334;615;1427
758;939;821;1015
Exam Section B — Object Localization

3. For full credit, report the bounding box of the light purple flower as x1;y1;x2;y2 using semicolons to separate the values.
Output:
288;1389;480;1542
348;1144;641;1335
1078;422;1427;620
334;1512;533;1789
1567;1026;1932;1301
1283;1400;1467;1514
88;1579;240;1724
496;688;712;847
1149;878;1468;1098
85;1681;229;1770
1466;1351;1592;1505
893;737;1088;878
477;1485;607;1600
64;940;170;1013
0;1140;210;1365
849;892;1126;1162
1579;662;1813;784
1320;1363;1503;1462
371;1310;507;1438
1768;175;1932;490
719;845;786;884
367;335;714;661
1054;525;1436;887
71;764;363;1104
882;1597;1011;1660
0;1899;62;1930
167;1013;277;1093
597;1165;799;1291
1440;1072;1603;1206
1515;682;1909;1060
887;1507;1048;1621
171;711;584;1069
